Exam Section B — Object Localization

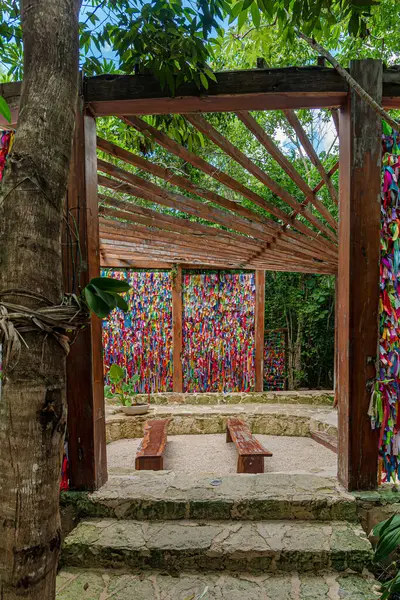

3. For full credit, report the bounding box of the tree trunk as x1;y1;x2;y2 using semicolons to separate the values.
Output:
0;1;81;598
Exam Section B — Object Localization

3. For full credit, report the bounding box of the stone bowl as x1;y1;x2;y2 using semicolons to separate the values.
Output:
120;404;150;416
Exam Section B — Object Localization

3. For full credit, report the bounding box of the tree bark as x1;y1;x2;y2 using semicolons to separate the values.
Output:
0;1;81;599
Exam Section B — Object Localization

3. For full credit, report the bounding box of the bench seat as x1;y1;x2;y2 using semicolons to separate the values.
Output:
226;417;273;474
135;419;170;471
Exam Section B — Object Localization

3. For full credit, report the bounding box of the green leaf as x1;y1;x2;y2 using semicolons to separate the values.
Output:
375;525;400;563
115;294;129;312
109;364;125;384
0;96;11;124
84;285;110;318
242;0;254;9
200;72;209;89
93;286;118;309
237;6;249;30
250;2;261;27
90;277;130;293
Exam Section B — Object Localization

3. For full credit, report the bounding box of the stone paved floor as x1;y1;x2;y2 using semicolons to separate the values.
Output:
56;568;380;599
107;434;338;476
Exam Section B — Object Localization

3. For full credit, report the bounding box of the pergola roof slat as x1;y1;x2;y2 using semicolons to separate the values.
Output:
236;110;338;231
284;109;339;205
185;113;337;243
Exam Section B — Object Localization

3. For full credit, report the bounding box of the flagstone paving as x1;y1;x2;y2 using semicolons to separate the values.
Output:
61;518;372;573
61;472;353;522
56;568;380;600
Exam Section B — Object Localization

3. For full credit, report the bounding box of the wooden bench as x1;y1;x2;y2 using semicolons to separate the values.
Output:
135;419;170;471
310;430;338;454
226;418;273;474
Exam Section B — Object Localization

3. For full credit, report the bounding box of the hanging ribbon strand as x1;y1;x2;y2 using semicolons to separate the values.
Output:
369;123;400;482
182;272;256;393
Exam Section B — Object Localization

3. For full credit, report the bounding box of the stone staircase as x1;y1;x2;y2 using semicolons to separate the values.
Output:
58;473;379;599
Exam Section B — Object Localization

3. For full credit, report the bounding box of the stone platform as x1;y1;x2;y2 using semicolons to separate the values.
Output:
106;403;337;443
56;568;380;599
123;390;334;406
61;473;354;523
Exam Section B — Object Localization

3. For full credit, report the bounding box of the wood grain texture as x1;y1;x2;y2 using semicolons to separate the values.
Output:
64;112;107;492
226;418;272;473
135;419;169;471
337;60;382;492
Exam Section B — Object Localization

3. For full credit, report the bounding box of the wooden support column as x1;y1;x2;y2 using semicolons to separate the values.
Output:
63;103;107;491
172;265;183;392
255;270;266;392
337;60;382;491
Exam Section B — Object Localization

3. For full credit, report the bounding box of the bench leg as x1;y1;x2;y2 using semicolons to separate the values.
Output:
135;456;163;471
237;455;264;474
226;426;232;443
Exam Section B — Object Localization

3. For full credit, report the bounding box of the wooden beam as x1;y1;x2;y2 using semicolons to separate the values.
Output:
99;193;338;265
236;110;338;232
255;270;266;391
284;109;339;205
172;265;183;393
97;136;268;225
312;162;339;195
337;59;382;492
185;113;336;244
85;67;348;115
63;110;107;491
100;210;265;254
121;116;339;262
97;163;275;242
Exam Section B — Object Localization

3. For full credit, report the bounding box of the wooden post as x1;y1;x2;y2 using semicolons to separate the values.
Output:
333;277;338;408
172;265;183;392
337;60;382;491
255;270;266;392
63;102;107;491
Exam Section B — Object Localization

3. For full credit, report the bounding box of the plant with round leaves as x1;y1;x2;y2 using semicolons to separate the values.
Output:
83;276;130;318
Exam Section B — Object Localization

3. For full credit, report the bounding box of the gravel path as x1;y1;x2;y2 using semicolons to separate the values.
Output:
107;433;337;476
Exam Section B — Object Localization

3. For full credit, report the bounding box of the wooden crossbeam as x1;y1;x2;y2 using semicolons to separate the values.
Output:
97;136;268;225
283;109;339;205
100;228;335;270
236;111;338;232
100;231;253;260
99;205;265;254
97;168;274;243
100;212;336;269
86;67;348;116
99;187;338;264
313;162;339;195
122;115;298;225
121;116;339;262
185;113;337;243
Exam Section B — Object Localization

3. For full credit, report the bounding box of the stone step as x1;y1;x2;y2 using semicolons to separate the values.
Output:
61;473;357;522
106;403;337;442
57;567;379;599
61;518;372;574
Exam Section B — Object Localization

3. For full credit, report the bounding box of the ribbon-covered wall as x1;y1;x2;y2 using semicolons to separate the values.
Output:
102;269;173;392
182;273;255;392
0;130;14;181
369;124;400;481
264;329;286;391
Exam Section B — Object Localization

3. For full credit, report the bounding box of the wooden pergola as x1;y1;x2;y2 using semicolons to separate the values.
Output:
3;59;398;493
